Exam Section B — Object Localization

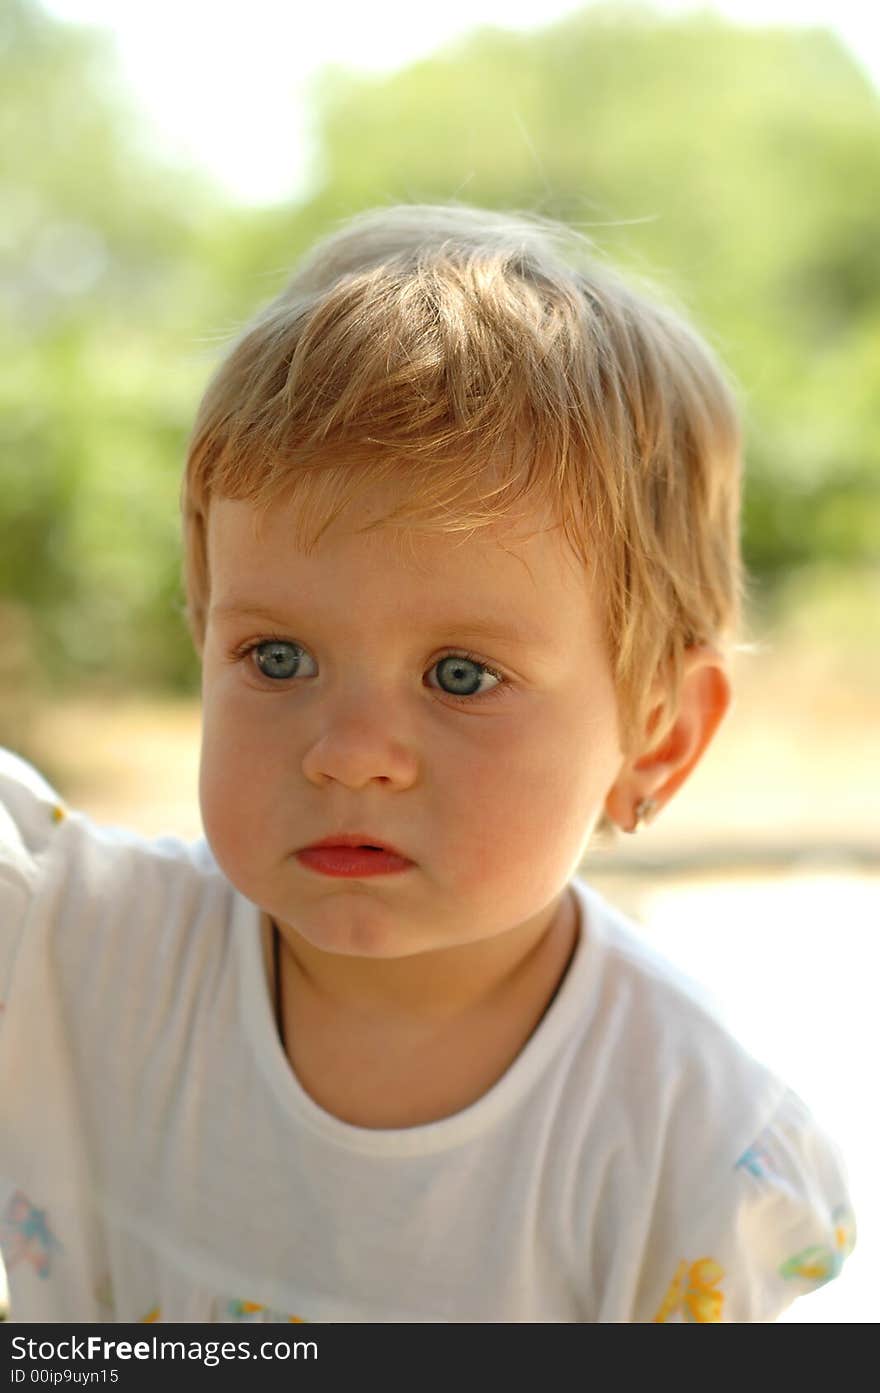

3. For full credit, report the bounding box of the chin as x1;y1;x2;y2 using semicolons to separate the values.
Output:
283;905;423;960
306;929;423;960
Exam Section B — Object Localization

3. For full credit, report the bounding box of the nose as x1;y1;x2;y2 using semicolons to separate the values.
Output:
300;692;419;790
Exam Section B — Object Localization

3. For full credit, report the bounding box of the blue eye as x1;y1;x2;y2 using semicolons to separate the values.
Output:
234;638;506;704
433;653;494;699
252;639;303;681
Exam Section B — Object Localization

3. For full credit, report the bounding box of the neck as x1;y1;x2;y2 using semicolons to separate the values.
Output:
271;888;577;1027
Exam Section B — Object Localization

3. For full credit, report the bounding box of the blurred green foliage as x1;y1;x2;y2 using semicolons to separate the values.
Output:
2;0;878;711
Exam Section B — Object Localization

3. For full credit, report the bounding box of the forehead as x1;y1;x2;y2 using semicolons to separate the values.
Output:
205;491;597;640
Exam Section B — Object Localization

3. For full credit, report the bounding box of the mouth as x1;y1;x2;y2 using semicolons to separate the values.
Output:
295;837;415;878
301;833;410;858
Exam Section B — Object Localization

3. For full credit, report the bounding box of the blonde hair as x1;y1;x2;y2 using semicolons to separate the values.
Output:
182;201;743;770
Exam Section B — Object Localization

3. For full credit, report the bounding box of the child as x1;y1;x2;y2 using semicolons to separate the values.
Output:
0;203;856;1323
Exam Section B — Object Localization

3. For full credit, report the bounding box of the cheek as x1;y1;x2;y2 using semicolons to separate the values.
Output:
444;703;617;892
198;689;278;873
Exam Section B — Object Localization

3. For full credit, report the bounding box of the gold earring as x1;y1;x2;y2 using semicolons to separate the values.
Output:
626;797;659;834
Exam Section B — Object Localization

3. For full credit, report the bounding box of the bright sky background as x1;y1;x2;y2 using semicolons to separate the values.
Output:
36;0;880;205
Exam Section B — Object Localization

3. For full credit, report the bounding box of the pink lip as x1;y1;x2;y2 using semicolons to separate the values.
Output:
296;844;414;878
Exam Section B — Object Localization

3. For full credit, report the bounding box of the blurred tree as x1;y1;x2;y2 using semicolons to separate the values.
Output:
1;0;224;702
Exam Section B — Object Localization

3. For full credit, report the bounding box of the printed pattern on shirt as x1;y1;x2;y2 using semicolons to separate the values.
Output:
778;1203;857;1286
227;1299;308;1322
652;1258;725;1323
0;1190;63;1279
734;1140;775;1179
735;1131;858;1289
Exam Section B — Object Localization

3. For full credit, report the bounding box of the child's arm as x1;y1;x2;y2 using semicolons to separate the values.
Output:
635;1087;857;1323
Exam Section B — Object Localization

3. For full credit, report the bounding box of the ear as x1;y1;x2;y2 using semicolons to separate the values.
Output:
604;646;732;833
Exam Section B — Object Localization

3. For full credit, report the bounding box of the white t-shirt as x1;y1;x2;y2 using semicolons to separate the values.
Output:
0;747;856;1323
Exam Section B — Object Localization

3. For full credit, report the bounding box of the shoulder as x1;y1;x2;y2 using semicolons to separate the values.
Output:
0;743;221;894
0;746;231;1004
569;877;783;1138
0;749;72;999
0;747;68;890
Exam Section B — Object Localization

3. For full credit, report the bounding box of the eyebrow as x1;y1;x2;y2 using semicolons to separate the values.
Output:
209;601;545;649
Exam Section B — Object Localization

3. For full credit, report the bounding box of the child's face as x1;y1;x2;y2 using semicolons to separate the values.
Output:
199;487;628;961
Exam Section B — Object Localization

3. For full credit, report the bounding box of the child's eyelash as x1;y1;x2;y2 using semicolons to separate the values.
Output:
229;634;291;659
228;635;509;704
